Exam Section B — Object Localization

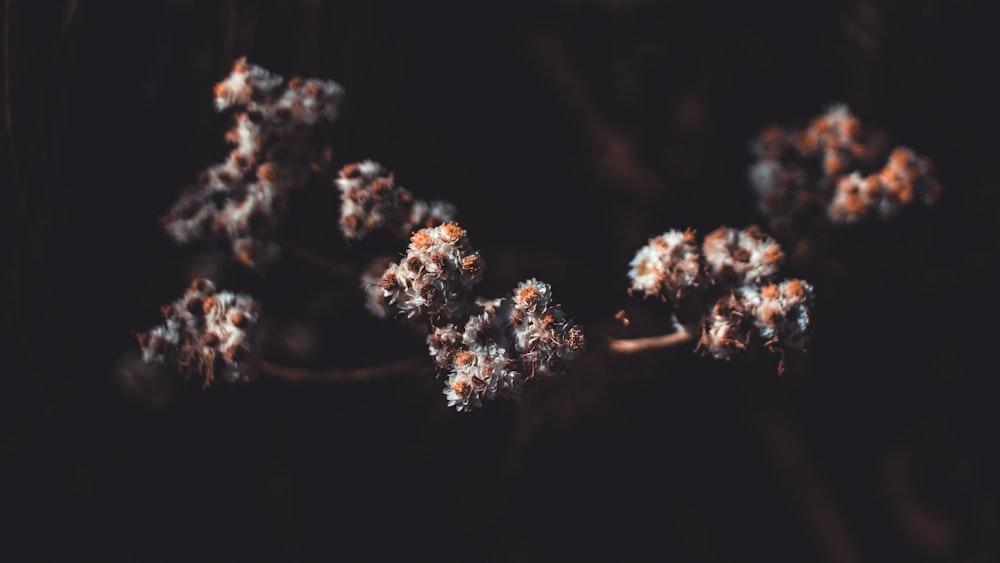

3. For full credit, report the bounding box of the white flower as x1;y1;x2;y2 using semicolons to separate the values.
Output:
137;279;262;386
375;223;483;321
702;226;783;286
164;59;343;268
628;229;704;300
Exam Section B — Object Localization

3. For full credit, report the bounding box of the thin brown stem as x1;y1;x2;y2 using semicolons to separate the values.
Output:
530;31;663;198
60;0;78;36
257;356;433;383
757;411;861;563
278;236;356;277
606;328;694;354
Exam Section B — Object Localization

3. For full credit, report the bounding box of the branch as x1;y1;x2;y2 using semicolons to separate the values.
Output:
757;411;861;563
606;327;694;354
278;236;356;277
257;356;433;383
530;31;663;198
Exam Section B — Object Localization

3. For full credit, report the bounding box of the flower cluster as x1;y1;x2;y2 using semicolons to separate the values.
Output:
426;280;585;412
136;59;585;412
748;103;941;234
698;278;814;363
367;223;585;411
627;225;813;369
162;57;345;268
627;228;705;301
366;222;484;321
337;160;457;241
136;278;262;387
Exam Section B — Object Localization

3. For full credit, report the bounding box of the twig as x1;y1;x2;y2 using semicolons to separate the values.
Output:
757;411;861;563
257;356;433;383
278;236;356;277
606;328;694;354
530;31;663;198
60;0;79;36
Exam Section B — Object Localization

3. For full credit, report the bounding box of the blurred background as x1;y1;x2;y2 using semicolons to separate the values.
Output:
3;0;999;560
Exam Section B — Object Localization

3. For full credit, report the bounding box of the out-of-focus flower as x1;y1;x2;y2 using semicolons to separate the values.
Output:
748;103;941;234
137;278;262;386
163;58;344;268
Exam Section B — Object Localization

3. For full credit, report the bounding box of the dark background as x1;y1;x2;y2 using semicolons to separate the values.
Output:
4;1;999;561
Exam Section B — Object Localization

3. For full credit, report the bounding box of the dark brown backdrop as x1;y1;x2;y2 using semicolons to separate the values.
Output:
4;1;998;561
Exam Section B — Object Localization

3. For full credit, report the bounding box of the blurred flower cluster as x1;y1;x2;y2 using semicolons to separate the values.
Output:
337;160;457;241
137;278;262;387
162;58;344;269
748;103;941;236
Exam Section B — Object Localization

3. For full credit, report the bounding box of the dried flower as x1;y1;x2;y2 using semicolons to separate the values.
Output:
162;58;345;268
743;279;814;352
696;292;750;361
369;222;484;321
336;160;456;241
360;255;399;319
701;225;784;286
827;147;941;223
136;278;262;387
748;103;941;234
428;279;585;412
626;226;813;369
627;228;705;300
362;223;586;411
